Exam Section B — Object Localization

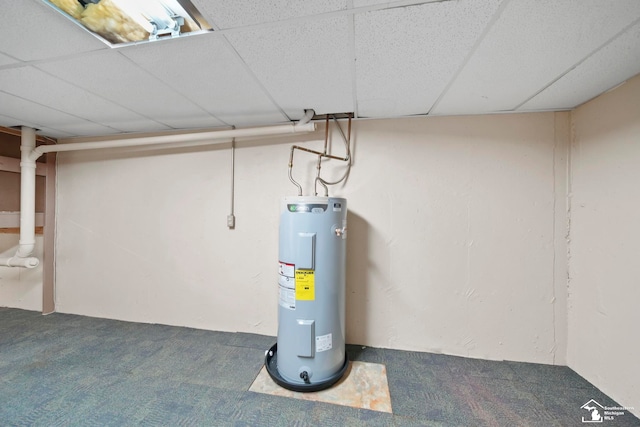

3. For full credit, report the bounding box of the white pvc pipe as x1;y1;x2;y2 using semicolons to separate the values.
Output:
0;256;40;268
0;127;40;268
29;122;316;161
298;109;315;126
3;121;317;268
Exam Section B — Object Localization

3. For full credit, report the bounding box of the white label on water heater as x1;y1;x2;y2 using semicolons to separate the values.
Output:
279;285;295;310
278;262;296;310
316;333;332;353
279;262;295;277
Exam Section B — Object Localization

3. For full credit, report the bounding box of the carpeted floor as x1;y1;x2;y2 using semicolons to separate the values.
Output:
0;307;638;426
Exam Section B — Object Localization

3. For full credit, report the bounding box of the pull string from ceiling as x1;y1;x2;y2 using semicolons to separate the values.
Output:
288;113;352;197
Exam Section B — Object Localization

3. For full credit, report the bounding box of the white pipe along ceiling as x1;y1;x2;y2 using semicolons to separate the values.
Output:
0;117;317;268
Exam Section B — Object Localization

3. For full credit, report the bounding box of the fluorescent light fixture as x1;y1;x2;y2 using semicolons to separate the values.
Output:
44;0;212;46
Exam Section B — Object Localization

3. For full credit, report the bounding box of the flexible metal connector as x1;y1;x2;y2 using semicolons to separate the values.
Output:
288;146;303;196
288;113;352;196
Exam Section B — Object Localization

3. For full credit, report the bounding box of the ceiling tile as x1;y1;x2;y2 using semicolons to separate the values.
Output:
159;115;228;129
37;51;225;130
432;0;640;115
0;91;73;128
225;16;353;118
353;0;413;6
0;113;25;130
102;119;171;134
0;117;74;139
355;0;504;118
353;0;386;6
121;34;287;126
35;127;75;139
520;23;640;111
59;123;123;137
0;52;19;68
0;66;160;133
192;0;347;28
0;1;106;61
0;92;114;137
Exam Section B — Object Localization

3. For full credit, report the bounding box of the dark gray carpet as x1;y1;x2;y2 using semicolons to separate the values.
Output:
1;307;637;426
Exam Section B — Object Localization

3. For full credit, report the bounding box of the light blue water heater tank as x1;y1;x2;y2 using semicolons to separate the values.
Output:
265;196;348;391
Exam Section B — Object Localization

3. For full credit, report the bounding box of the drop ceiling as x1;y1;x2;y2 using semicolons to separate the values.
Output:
0;0;639;139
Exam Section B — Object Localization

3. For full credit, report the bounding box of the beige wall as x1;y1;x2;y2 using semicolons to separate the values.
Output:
568;74;640;414
54;111;568;365
0;171;46;212
342;113;568;364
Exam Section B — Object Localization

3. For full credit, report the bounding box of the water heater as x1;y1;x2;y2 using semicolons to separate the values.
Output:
265;196;348;391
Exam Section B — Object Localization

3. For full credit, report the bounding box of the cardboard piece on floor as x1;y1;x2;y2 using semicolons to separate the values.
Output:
249;361;393;413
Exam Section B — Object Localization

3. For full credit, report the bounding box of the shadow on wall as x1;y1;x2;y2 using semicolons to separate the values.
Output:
345;210;370;345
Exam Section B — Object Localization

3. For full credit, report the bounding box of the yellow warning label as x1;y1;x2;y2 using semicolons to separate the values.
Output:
295;269;315;301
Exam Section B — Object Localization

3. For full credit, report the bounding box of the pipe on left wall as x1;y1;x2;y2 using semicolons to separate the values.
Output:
0;127;40;268
1;120;317;268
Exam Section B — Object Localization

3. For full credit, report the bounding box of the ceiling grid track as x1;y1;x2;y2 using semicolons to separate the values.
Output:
115;50;230;128
220;35;292;122
204;17;290;122
0;47;110;73
513;16;640;111
33;61;170;131
207;1;450;37
427;0;512;115
0;87;112;137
